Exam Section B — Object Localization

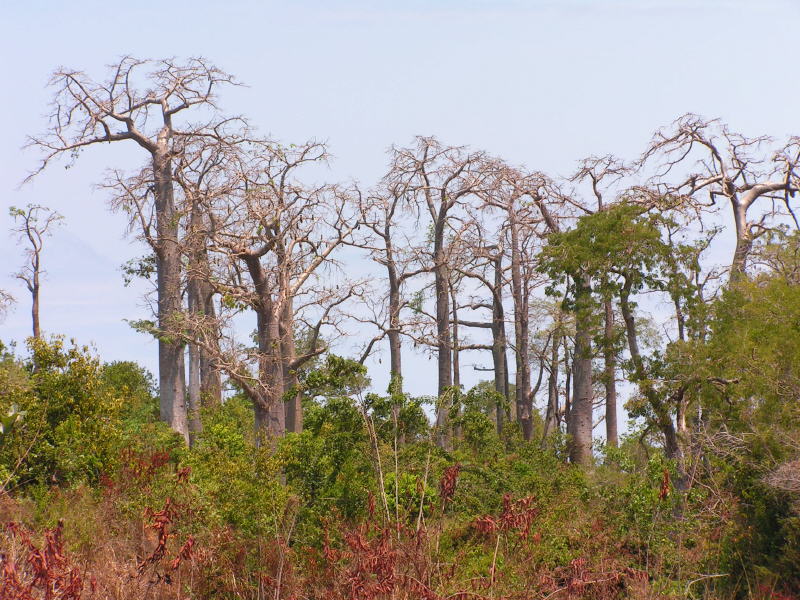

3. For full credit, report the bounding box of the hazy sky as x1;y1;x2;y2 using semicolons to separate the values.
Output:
1;0;798;402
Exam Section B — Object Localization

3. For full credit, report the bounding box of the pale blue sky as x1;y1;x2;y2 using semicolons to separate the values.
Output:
1;0;798;404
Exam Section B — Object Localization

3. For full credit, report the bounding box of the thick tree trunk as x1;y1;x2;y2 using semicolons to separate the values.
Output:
244;256;286;443
153;149;188;443
569;275;593;465
730;202;752;280
255;308;286;443
603;299;618;448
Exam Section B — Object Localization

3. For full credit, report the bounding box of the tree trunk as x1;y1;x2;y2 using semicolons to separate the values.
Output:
569;275;593;465
153;149;188;443
730;202;752;280
619;278;686;487
245;256;286;443
491;252;507;435
281;294;303;435
450;283;462;441
31;275;40;339
434;218;452;449
603;299;618;448
542;328;560;443
187;203;222;409
187;341;202;443
509;218;532;441
199;286;222;406
186;277;203;442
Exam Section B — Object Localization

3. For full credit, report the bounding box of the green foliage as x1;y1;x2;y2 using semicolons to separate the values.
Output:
693;270;800;588
452;382;504;456
186;396;286;537
538;202;668;299
383;471;437;521
0;337;125;486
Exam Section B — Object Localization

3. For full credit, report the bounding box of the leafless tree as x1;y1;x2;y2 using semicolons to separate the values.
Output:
641;114;800;278
389;137;492;449
196;140;361;440
27;56;243;442
357;174;428;392
9;204;63;339
454;216;510;435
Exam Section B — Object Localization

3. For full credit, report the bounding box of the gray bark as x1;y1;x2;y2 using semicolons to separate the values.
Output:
153;148;189;443
603;299;618;448
568;274;593;465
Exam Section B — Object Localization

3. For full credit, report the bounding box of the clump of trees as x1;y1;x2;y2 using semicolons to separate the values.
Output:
21;59;800;464
3;56;799;597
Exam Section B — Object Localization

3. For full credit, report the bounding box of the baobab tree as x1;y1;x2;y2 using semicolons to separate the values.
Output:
390;137;492;448
641;114;800;279
193;140;362;440
356;173;428;392
9;204;63;339
570;155;632;448
27;56;243;442
453;215;510;435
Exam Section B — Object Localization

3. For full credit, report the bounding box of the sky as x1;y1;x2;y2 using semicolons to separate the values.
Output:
1;0;799;410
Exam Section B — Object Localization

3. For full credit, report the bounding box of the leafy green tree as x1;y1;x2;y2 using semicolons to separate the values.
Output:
539;203;697;472
0;338;125;486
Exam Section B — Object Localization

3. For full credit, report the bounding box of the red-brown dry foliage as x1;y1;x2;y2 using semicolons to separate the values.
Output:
1;520;92;600
439;464;461;510
473;493;540;540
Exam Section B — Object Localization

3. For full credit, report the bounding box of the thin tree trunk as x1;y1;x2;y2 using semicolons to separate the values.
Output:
199;286;222;406
491;252;507;435
450;283;462;441
187;342;202;442
187;203;222;408
281;294;303;435
31;276;40;339
619;277;686;487
563;337;571;428
542;328;560;443
509;218;532;441
186;279;203;441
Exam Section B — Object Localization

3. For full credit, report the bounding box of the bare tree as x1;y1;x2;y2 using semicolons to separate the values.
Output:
197;140;361;440
641;114;800;279
27;57;242;442
390;137;492;449
9;204;63;339
357;175;428;391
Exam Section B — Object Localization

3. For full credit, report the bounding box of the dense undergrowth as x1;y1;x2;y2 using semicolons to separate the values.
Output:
0;337;797;599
